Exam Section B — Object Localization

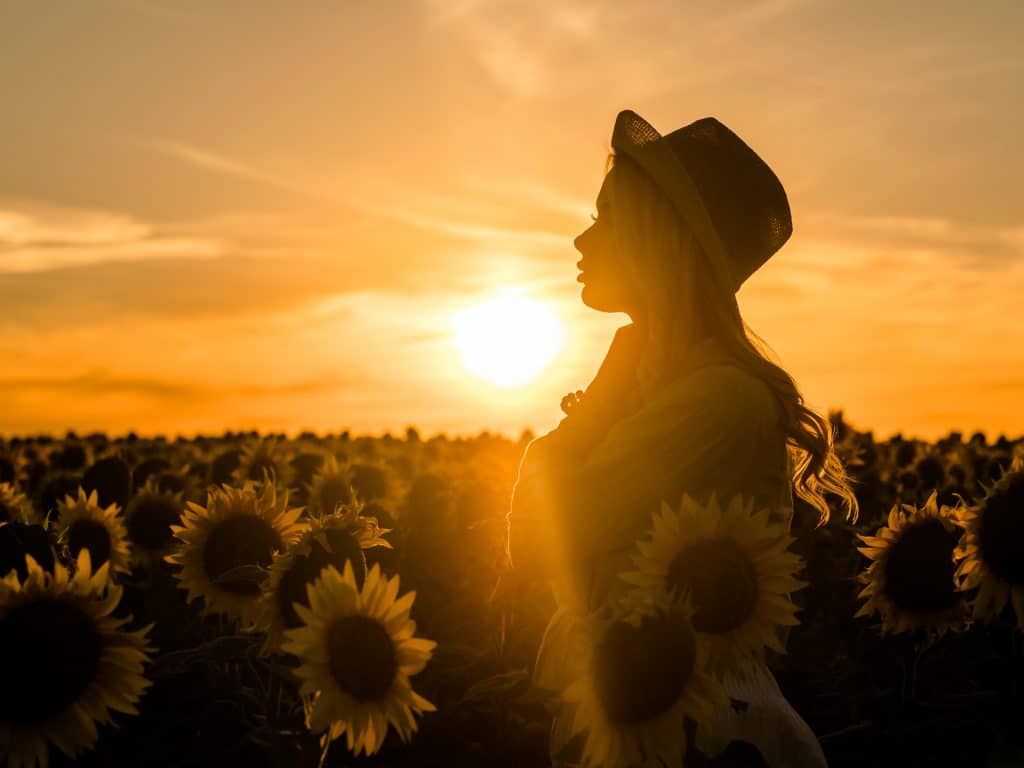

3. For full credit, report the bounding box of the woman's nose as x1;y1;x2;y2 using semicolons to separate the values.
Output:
574;226;590;253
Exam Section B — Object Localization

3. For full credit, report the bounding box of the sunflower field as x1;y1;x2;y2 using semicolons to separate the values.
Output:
1;413;1023;768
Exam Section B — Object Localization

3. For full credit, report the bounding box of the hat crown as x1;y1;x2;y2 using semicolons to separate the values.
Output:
611;110;792;291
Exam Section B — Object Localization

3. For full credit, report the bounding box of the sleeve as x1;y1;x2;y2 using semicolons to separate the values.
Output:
541;364;780;563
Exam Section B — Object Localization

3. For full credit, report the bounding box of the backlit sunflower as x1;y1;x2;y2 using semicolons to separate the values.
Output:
0;483;35;526
0;550;153;768
560;592;725;768
954;457;1024;629
282;561;436;758
308;455;355;516
233;437;291;486
56;488;131;578
622;493;804;677
123;479;184;569
259;504;392;653
166;481;305;625
856;490;969;637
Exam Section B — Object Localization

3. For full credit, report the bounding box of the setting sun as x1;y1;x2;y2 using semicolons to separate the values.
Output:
452;290;567;389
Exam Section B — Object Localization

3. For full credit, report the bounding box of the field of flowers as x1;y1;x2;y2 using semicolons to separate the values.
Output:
1;413;1022;767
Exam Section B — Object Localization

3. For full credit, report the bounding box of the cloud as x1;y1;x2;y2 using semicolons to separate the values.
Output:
0;370;365;400
140;138;337;204
0;200;225;273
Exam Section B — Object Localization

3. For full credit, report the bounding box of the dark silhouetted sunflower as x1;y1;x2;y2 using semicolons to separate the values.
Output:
56;488;131;578
622;493;804;677
955;457;1024;629
856;490;969;636
166;482;305;625
560;592;725;768
123;479;184;569
233;437;291;487
282;561;435;757
308;455;355;516
0;551;153;768
259;504;392;653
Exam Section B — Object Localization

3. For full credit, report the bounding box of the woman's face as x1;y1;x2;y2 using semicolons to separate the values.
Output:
573;167;641;315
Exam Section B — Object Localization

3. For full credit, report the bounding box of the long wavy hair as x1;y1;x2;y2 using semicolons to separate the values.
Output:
604;151;859;526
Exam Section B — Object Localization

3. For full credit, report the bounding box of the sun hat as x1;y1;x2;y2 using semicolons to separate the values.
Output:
610;109;792;294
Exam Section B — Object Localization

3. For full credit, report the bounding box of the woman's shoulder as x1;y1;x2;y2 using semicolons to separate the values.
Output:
661;359;781;431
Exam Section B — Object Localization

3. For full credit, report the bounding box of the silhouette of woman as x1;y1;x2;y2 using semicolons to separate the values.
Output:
505;110;859;767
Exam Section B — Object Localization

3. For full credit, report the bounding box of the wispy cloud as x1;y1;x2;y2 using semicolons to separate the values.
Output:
0;371;366;400
0;201;224;274
141;138;332;202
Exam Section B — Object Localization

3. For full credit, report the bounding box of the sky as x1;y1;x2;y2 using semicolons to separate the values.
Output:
1;0;1022;440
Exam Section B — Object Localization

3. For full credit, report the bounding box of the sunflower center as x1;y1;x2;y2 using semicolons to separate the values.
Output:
126;495;182;552
882;518;960;614
326;615;397;701
318;477;352;513
977;475;1024;586
0;597;103;725
202;515;282;595
592;613;696;725
666;537;759;633
68;519;113;568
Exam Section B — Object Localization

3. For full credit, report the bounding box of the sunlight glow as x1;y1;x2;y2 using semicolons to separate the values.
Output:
452;290;566;388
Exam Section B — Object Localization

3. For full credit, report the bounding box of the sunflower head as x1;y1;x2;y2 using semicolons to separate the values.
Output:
124;479;184;567
561;593;725;768
233;437;291;487
81;455;133;510
166;481;306;625
308;455;355;516
56;488;132;577
282;561;436;758
622;493;804;677
0;550;153;768
955;457;1024;629
259;505;392;653
857;490;969;637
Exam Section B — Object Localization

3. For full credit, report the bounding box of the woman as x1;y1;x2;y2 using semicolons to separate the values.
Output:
505;110;859;767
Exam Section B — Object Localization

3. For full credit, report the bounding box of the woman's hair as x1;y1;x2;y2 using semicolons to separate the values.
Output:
604;151;859;526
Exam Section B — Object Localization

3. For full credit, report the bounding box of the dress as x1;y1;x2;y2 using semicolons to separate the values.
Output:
506;324;827;767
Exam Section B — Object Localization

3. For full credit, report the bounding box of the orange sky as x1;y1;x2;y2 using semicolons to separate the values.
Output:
1;1;1022;440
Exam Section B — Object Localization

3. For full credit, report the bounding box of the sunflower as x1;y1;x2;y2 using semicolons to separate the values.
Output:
56;488;131;578
233;437;291;487
166;481;305;625
559;592;725;768
0;550;153;768
954;457;1024;629
282;561;436;758
308;455;355;516
0;522;57;582
856;490;969;636
0;482;35;526
259;504;392;653
123;479;184;569
622;493;804;677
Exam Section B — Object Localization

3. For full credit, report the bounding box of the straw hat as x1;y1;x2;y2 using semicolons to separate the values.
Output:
611;109;792;294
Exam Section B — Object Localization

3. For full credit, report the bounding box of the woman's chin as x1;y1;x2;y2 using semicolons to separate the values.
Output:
580;285;621;313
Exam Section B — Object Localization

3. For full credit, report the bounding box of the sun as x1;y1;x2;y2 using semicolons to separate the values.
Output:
452;290;566;388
